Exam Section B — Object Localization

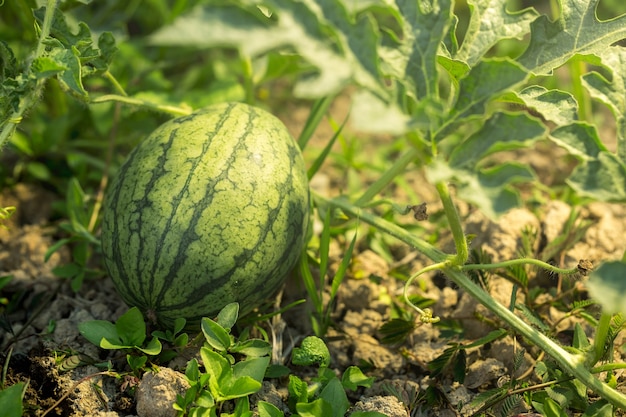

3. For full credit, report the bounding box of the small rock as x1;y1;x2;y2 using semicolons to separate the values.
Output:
465;357;506;389
136;367;190;417
351;395;407;417
252;381;289;415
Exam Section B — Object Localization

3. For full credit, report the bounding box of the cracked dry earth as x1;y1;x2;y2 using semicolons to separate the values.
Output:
2;100;626;416
2;180;626;416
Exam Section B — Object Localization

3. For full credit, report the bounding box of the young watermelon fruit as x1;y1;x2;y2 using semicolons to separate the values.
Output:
100;102;309;329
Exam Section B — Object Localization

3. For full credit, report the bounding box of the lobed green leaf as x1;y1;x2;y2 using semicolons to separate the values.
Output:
518;0;626;74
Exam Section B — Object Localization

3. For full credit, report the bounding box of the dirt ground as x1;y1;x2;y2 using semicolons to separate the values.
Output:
2;101;626;416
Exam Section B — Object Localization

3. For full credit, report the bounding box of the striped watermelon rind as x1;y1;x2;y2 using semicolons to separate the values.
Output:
100;102;309;329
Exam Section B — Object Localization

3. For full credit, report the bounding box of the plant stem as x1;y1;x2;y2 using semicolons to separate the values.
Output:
462;258;579;276
435;181;468;264
316;191;626;409
241;55;255;105
35;0;59;58
90;94;192;116
103;71;128;97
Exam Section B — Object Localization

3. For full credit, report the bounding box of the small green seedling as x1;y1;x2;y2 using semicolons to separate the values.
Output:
46;178;102;291
78;307;162;372
174;302;272;417
0;206;15;230
286;336;382;417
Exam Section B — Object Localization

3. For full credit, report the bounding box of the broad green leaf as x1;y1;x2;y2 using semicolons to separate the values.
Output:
115;307;147;347
441;59;528;138
220;376;262;400
149;2;385;98
232;356;270;383
0;382;24;417
455;0;538;66
298;0;383;96
319;378;350;417
201;347;231;399
50;47;87;99
186;358;200;382
127;354;147;371
232;397;252;417
258;401;284;417
508;86;578;125
582;400;613;417
78;319;122;348
518;0;626;74
287;375;308;405
587;261;626;315
390;0;453;101
542;397;569;417
341;366;375;390
448;112;547;168
567;152;626;201
230;338;272;357
138;337;162;356
582;46;626;161
296;398;334;417
350;89;413;135
216;302;239;331
549;122;607;160
427;160;536;218
31;56;67;78
201;317;232;352
195;390;215;409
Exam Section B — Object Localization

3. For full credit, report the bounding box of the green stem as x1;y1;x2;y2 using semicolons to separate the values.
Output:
241;55;255;105
90;94;192;116
34;0;59;58
435;181;468;265
403;261;448;323
103;71;128;97
354;148;419;207
569;60;592;122
463;259;579;275
316;192;626;409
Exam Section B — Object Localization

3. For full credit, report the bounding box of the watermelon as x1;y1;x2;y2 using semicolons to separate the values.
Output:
100;102;309;329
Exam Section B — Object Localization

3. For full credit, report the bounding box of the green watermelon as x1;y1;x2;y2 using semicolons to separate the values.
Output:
100;102;309;329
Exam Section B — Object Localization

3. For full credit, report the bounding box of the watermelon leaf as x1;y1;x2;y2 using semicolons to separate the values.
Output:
454;0;538;66
518;0;626;74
